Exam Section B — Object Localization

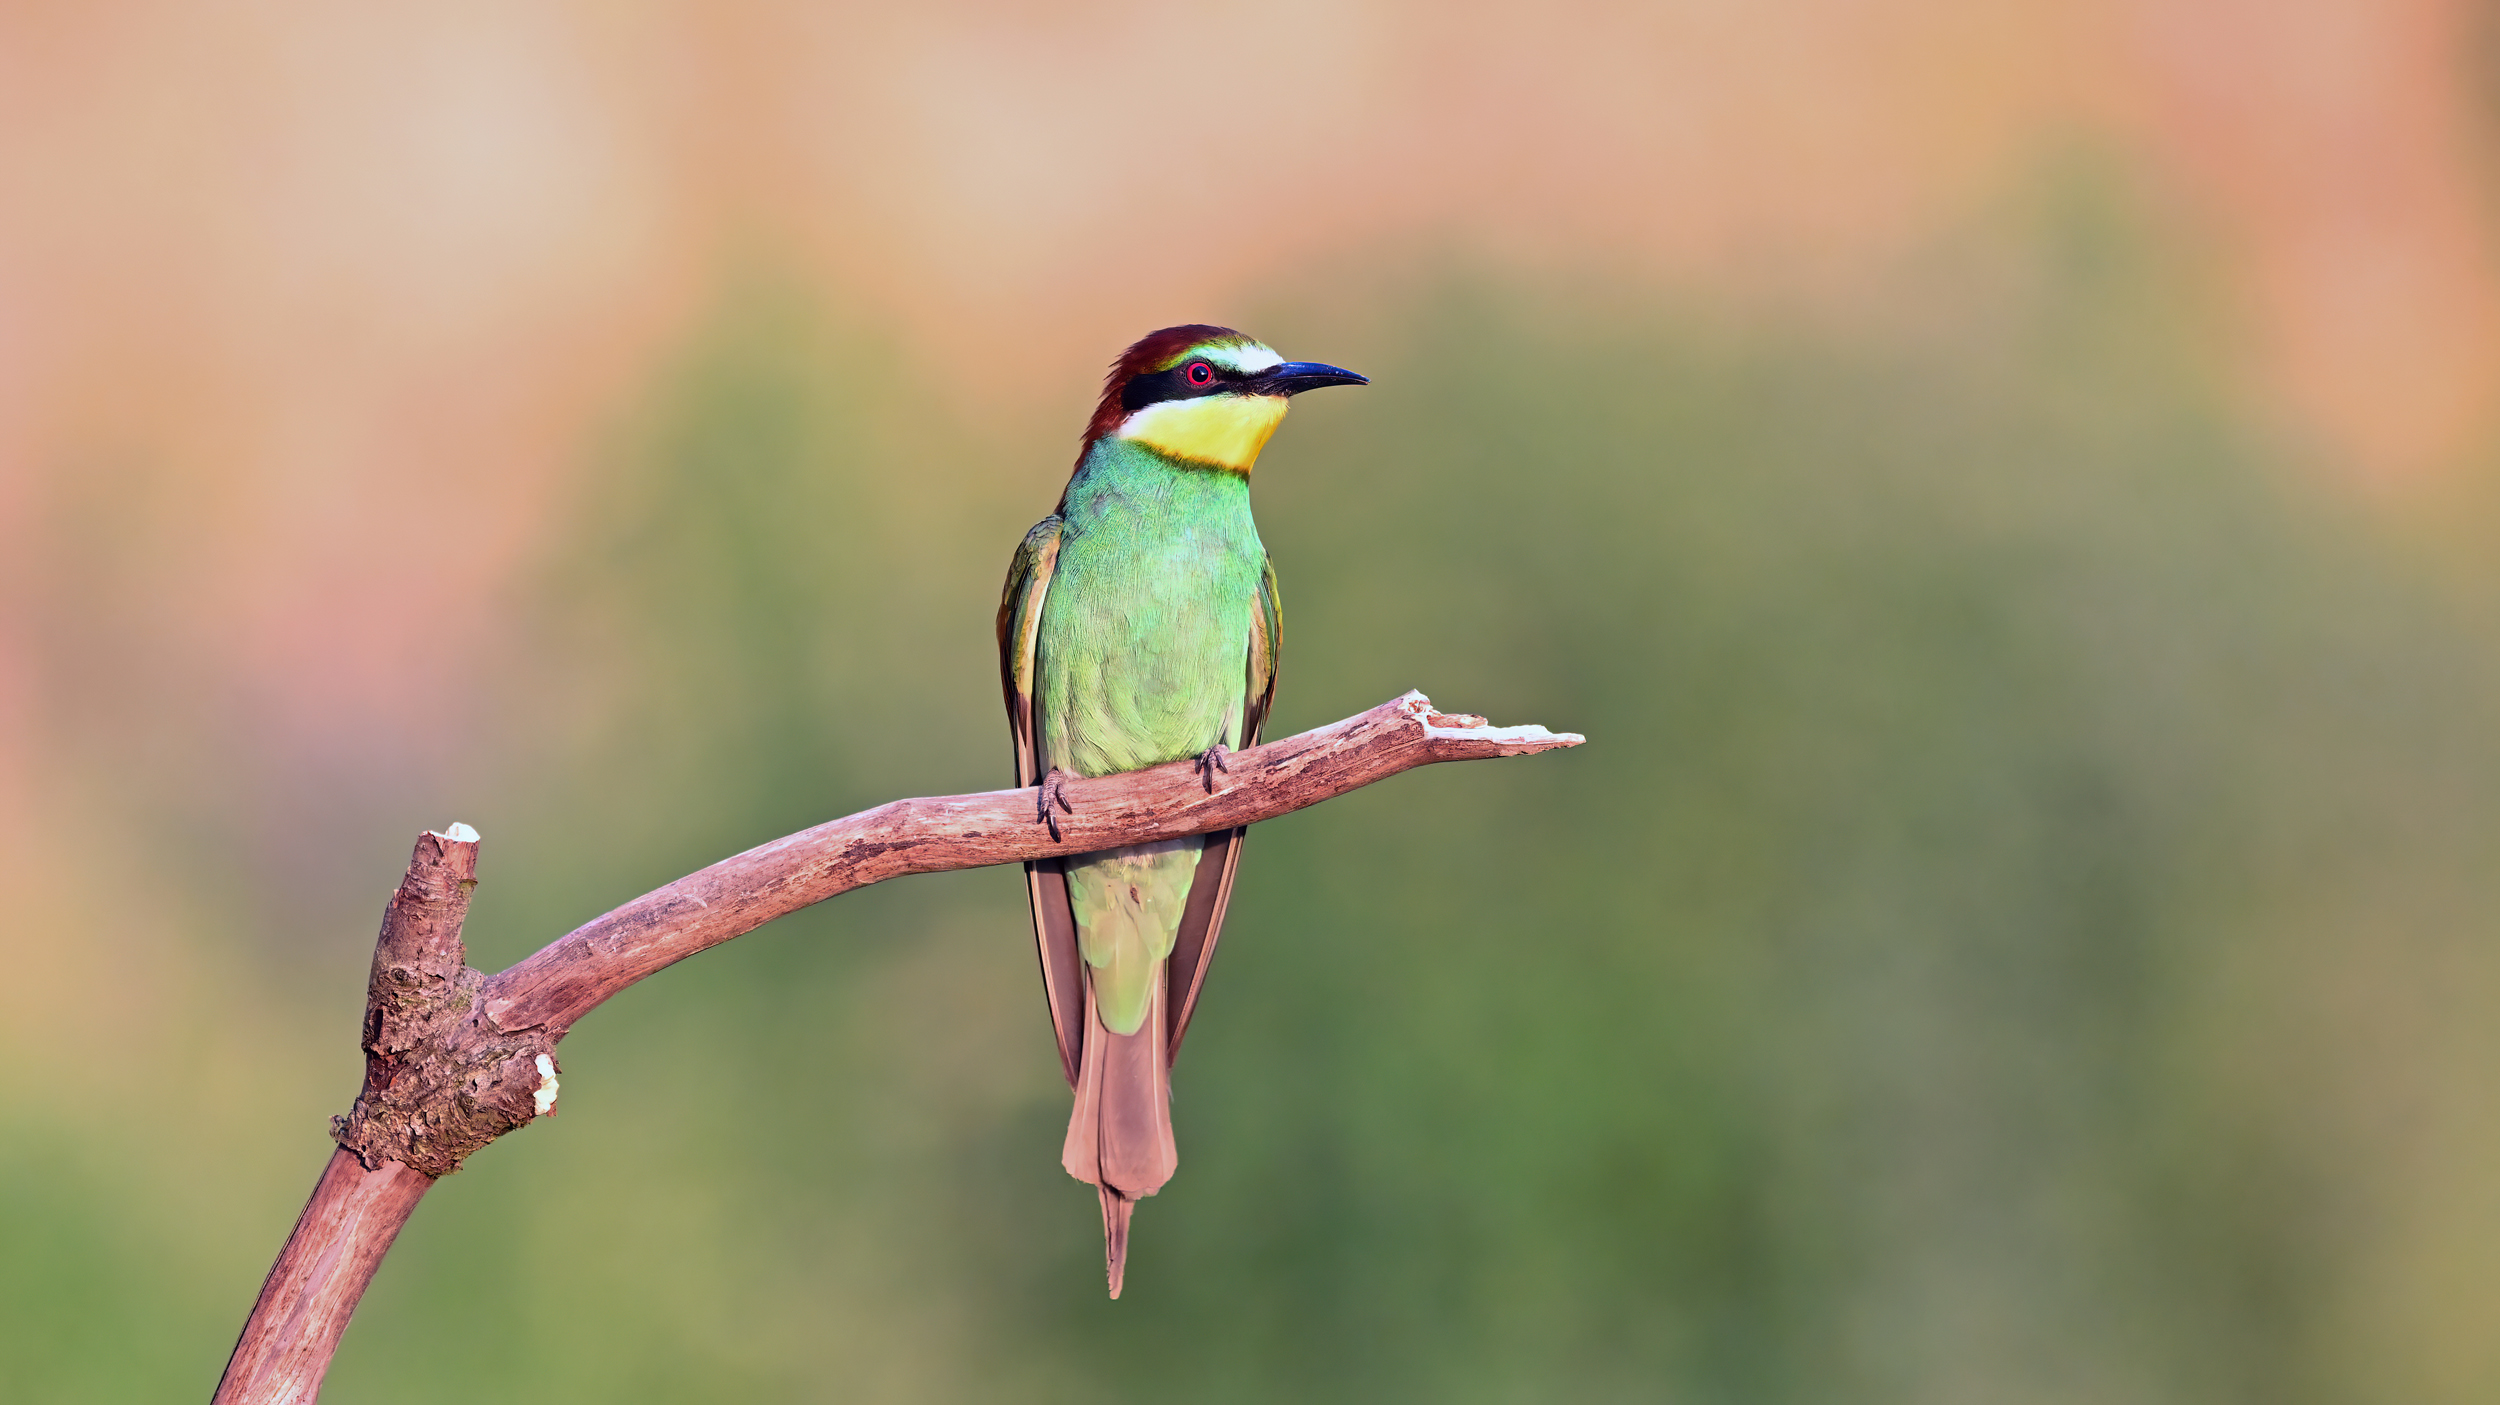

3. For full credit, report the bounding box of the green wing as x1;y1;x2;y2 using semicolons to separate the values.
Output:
1000;516;1089;1085
998;514;1063;790
1164;550;1282;1061
1247;549;1282;745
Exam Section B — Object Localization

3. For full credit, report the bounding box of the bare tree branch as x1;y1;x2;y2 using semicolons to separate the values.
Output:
211;1151;432;1405
212;691;1582;1404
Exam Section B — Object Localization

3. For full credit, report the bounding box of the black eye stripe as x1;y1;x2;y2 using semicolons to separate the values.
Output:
1120;359;1243;412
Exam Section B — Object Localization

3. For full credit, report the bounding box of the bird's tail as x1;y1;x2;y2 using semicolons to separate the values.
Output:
1062;973;1176;1298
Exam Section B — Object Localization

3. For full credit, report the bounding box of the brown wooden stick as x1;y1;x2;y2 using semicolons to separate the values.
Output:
486;691;1581;1034
211;1151;432;1405
213;824;491;1404
213;690;1580;1403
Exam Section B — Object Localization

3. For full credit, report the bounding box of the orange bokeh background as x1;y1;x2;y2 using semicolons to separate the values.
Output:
5;0;2494;779
7;5;2500;1400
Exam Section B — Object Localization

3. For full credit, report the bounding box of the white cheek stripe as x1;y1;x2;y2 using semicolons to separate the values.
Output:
1199;341;1283;374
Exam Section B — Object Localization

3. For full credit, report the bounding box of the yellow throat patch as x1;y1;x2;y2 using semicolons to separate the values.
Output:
1116;393;1289;472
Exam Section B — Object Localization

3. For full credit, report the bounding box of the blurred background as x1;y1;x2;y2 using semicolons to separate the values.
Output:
6;2;2500;1400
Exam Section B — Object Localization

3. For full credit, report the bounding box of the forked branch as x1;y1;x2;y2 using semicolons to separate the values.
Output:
212;691;1582;1404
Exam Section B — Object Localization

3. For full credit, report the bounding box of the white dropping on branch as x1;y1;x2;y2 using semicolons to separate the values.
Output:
533;1055;559;1117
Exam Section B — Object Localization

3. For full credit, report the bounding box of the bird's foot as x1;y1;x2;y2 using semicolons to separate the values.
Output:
1194;743;1232;794
1036;767;1075;841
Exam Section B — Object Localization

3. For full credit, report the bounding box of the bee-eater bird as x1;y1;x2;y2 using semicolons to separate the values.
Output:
998;325;1367;1297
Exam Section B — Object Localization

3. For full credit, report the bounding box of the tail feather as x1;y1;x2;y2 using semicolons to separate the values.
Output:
1098;1186;1135;1298
1063;974;1176;1296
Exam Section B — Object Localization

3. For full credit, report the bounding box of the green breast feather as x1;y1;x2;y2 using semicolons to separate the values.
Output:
1035;438;1265;1032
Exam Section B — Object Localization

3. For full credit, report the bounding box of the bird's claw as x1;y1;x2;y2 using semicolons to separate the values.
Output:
1194;743;1233;794
1037;768;1075;841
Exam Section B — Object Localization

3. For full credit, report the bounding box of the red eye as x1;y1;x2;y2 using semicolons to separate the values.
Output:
1185;360;1216;387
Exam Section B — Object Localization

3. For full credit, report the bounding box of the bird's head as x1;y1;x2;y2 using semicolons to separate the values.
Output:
1083;324;1367;473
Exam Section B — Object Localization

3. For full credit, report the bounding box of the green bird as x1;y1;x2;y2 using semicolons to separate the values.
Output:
998;325;1366;1297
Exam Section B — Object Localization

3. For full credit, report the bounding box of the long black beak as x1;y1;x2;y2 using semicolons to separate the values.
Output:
1252;361;1369;396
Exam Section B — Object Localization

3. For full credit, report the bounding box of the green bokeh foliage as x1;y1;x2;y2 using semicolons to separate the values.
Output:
328;259;2500;1402
14;199;2500;1403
